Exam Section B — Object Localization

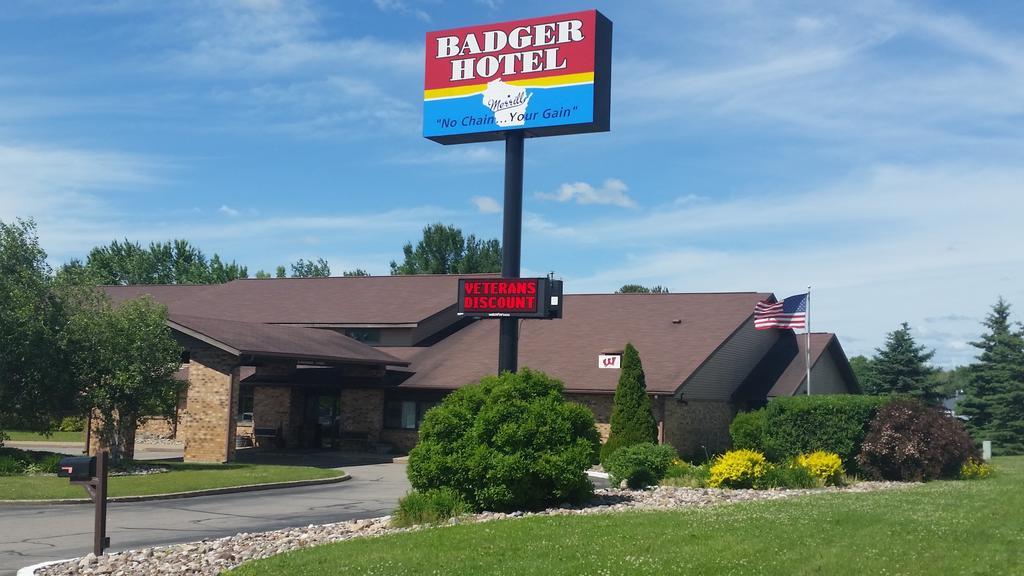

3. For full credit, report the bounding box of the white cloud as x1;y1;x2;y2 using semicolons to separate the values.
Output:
545;163;1024;367
536;178;636;208
218;205;240;217
390;145;503;166
0;143;160;221
470;196;501;214
373;0;430;22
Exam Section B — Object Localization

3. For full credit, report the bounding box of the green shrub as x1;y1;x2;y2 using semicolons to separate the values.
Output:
749;395;891;471
661;460;710;488
729;410;767;451
407;369;600;512
857;398;978;481
57;416;86;432
0;448;78;476
601;344;658;463
754;460;819;489
392;488;471;527
708;449;768;488
25;452;64;475
0;455;26;475
603;442;677;489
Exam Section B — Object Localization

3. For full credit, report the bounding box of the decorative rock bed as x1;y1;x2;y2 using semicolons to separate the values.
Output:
36;482;908;576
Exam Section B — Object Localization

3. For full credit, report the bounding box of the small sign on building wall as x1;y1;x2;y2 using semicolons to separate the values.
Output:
598;354;620;369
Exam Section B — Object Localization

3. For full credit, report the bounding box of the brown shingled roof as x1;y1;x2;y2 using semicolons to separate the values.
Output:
106;275;497;326
389;292;770;395
168;314;408;366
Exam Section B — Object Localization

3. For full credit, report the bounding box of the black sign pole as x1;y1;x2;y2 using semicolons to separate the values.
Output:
498;130;524;373
95;450;109;556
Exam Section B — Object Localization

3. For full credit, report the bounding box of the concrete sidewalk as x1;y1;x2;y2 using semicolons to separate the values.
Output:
4;441;184;461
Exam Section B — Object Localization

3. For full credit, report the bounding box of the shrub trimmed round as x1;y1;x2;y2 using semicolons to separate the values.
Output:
708;449;768;489
856;398;978;482
796;451;845;486
407;369;600;512
603;442;677;489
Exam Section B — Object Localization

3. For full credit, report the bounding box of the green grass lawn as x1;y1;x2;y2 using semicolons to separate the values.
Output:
0;461;344;500
3;430;85;442
230;456;1024;576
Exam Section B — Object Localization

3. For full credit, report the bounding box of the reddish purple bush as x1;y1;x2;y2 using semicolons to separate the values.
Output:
856;399;978;482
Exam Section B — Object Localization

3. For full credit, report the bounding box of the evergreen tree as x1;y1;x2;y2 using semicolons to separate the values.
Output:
864;322;940;402
601;343;658;462
960;298;1024;455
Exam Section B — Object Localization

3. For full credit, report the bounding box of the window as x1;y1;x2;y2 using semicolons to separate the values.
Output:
384;399;440;430
237;387;254;421
344;329;381;344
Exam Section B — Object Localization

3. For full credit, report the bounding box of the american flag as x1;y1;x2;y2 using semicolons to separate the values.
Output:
754;293;808;330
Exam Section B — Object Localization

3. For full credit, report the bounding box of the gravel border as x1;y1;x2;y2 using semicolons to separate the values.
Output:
34;481;911;576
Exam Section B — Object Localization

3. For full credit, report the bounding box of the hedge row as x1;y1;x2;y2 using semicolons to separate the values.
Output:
730;395;891;471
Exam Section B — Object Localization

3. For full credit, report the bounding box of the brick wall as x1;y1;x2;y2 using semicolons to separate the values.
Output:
137;417;175;439
565;393;614;440
252;386;292;447
180;345;239;463
380;429;419;454
662;399;735;460
87;409;136;460
340;388;384;442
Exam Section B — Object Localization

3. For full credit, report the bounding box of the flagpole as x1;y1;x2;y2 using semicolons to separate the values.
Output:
806;285;812;396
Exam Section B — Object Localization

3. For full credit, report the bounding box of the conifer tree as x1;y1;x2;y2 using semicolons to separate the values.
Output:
960;298;1024;455
601;343;658;462
863;322;940;402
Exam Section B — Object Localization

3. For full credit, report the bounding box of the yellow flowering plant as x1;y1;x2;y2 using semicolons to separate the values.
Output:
796;451;845;486
959;458;993;480
708;449;768;488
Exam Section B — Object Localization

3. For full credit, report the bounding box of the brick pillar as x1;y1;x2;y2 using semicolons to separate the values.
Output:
87;409;137;461
181;346;239;463
252;386;293;447
339;389;384;442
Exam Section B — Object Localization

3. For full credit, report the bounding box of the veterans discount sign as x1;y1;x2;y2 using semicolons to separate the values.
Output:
424;10;612;145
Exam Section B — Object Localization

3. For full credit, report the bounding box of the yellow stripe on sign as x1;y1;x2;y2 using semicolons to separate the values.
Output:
424;71;594;101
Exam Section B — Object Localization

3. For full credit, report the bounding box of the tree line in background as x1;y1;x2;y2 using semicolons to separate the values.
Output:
851;299;1024;455
57;222;506;286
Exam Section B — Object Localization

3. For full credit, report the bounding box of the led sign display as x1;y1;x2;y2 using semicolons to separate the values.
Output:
458;278;563;319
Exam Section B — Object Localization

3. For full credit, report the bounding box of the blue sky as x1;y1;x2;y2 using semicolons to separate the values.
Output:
1;0;1022;368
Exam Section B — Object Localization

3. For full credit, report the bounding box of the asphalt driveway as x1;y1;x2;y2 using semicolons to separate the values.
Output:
0;461;409;576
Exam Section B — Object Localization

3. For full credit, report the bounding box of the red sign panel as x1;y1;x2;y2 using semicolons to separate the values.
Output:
460;278;541;316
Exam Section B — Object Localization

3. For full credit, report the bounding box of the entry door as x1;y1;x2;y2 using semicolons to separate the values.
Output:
316;393;341;447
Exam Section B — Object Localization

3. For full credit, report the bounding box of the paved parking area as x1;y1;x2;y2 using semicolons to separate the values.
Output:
0;461;409;576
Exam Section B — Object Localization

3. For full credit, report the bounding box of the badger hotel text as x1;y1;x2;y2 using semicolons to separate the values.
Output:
434;18;585;82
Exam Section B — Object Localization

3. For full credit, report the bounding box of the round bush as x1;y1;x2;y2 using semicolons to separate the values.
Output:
603;442;677;489
708;449;768;488
796;451;845;486
856;398;979;482
407;369;601;512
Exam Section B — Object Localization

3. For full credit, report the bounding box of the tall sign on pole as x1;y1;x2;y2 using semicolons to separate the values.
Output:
424;10;612;373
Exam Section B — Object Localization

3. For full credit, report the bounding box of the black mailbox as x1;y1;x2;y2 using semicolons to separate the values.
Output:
57;456;96;482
